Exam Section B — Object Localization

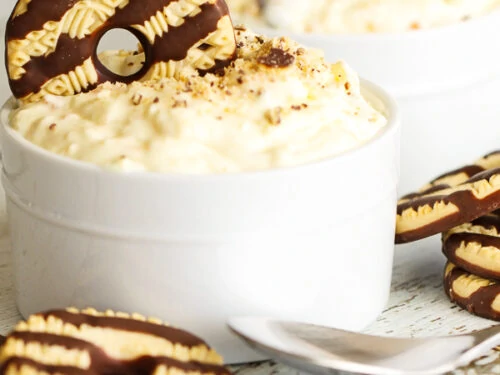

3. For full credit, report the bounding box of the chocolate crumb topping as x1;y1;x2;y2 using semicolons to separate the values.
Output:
257;48;295;68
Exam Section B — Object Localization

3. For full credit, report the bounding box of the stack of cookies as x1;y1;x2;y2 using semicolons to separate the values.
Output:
396;151;500;321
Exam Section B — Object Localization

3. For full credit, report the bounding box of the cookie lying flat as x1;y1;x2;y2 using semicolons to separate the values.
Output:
444;262;500;321
0;308;231;375
396;167;500;244
397;151;500;244
403;150;500;200
443;211;500;280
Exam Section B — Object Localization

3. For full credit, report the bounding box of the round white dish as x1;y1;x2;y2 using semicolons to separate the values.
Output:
0;80;400;363
257;12;500;194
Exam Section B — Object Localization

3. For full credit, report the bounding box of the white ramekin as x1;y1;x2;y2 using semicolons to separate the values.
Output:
257;12;500;194
0;80;400;363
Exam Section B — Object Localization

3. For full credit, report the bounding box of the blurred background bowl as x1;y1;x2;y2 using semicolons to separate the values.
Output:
256;11;500;193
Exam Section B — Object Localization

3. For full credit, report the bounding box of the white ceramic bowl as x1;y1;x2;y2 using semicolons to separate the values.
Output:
0;80;400;363
257;12;500;194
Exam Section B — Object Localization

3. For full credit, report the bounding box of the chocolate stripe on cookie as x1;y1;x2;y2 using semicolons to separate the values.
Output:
396;167;500;244
2;356;230;375
11;34;95;98
11;1;226;98
444;262;500;321
400;150;500;202
484;150;500;159
431;165;485;186
6;0;236;101
1;357;90;375
3;332;230;374
444;233;500;279
442;211;500;280
1;308;230;375
7;0;79;40
38;309;207;347
471;213;500;232
401;183;449;201
151;3;226;62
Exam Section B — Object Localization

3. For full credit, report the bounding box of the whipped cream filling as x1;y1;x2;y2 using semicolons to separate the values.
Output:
9;29;387;174
228;0;500;33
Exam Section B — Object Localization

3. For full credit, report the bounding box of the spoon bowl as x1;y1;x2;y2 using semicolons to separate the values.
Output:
228;317;500;375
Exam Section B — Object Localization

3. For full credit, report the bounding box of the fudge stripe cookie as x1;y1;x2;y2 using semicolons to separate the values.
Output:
6;0;237;102
442;211;500;280
444;262;500;321
36;309;205;346
396;165;500;244
0;308;231;375
402;150;500;201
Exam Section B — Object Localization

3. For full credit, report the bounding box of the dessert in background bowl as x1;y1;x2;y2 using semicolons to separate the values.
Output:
2;0;400;363
230;0;500;194
228;0;500;33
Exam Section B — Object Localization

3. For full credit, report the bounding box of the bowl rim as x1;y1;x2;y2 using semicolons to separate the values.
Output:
0;78;400;182
252;8;500;40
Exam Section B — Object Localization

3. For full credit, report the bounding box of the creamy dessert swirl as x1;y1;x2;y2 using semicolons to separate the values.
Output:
9;28;388;174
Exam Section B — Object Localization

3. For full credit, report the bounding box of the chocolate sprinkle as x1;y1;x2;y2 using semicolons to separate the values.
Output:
257;48;295;68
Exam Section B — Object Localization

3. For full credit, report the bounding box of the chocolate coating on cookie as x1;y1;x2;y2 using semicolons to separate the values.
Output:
39;309;205;346
396;151;500;244
6;0;237;101
1;332;229;374
397;168;500;243
401;150;500;201
0;308;230;375
444;262;500;321
443;211;500;280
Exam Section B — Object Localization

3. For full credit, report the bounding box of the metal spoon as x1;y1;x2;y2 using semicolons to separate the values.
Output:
228;317;500;375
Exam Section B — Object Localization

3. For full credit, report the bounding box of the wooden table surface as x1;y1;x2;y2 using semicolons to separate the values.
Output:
0;182;499;375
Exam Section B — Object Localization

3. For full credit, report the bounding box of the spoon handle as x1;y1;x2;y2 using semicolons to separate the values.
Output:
459;325;500;366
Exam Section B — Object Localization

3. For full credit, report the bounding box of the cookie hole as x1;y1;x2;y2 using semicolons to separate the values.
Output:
97;28;145;77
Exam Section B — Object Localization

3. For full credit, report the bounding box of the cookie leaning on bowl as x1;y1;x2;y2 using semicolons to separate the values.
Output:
396;151;500;244
0;307;231;374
